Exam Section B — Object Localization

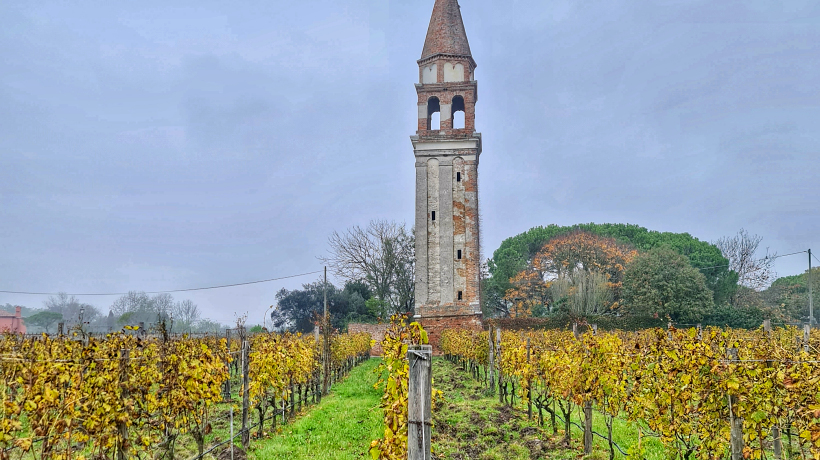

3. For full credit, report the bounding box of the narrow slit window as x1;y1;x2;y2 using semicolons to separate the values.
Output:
457;249;462;260
456;172;461;182
431;211;436;221
458;291;463;301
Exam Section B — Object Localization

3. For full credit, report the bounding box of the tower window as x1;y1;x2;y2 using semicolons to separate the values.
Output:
458;291;463;301
430;112;440;130
452;95;465;129
456;172;461;182
457;249;462;260
431;211;436;221
427;97;441;131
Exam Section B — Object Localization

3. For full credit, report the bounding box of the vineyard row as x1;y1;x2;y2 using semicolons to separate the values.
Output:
0;327;371;460
440;324;820;460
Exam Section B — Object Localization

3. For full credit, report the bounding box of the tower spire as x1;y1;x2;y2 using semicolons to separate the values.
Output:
421;0;473;62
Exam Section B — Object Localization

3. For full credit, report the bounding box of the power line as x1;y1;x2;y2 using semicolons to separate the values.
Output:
0;270;323;296
695;250;808;272
772;250;809;260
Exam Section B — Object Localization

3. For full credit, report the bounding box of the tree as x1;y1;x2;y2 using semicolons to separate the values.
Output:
502;270;550;318
25;311;63;334
765;267;820;322
622;248;714;323
192;319;228;333
110;291;153;318
270;279;380;333
109;291;189;327
486;223;737;313
715;228;776;300
503;231;636;317
323;220;415;316
44;293;100;327
174;299;201;332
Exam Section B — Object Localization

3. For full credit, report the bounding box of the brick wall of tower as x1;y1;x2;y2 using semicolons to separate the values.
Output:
420;314;483;354
416;82;477;134
415;150;480;319
347;316;483;356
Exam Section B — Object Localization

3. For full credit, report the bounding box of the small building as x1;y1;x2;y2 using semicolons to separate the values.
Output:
0;306;27;334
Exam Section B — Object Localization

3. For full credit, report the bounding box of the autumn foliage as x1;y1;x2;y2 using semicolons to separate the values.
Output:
442;326;820;460
504;231;637;316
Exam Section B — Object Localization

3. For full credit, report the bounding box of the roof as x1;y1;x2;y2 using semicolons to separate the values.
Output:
420;0;473;62
0;310;13;317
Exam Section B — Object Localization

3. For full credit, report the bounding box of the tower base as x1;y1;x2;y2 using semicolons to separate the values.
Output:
416;313;483;354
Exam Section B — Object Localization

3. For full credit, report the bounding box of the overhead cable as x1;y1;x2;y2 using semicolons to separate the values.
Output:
0;270;323;296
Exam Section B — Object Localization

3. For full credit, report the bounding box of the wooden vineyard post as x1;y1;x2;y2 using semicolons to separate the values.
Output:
117;348;130;460
496;328;503;404
762;319;783;458
407;345;432;460
804;324;811;353
583;401;593;455
575;326;592;455
697;323;702;341
314;327;322;404
727;348;744;460
241;337;250;449
223;328;232;402
526;336;532;420
58;322;64;336
488;326;495;394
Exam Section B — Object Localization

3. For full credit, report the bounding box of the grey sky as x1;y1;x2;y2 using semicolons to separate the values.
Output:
2;0;818;325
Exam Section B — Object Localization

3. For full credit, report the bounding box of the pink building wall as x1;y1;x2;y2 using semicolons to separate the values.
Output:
0;306;27;334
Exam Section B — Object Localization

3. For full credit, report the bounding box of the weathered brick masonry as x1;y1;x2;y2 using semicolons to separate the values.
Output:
347;323;389;356
412;0;484;351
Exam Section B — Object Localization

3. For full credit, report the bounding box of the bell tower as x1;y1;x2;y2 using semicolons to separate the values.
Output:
412;0;482;341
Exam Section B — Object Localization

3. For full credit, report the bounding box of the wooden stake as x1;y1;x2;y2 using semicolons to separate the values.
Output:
407;345;432;460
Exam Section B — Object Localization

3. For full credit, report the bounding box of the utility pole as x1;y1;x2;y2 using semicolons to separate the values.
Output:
810;249;814;326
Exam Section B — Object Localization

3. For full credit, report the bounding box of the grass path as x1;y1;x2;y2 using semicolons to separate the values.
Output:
250;356;669;460
250;357;383;460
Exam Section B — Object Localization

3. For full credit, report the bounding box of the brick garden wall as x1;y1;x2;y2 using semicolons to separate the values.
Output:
348;323;389;356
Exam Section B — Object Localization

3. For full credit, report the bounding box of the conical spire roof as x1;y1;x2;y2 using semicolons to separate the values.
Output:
420;0;472;61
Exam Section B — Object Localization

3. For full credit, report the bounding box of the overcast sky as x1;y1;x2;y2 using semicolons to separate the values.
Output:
2;0;818;325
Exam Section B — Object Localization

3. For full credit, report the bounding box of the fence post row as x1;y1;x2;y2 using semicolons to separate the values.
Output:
407;344;432;460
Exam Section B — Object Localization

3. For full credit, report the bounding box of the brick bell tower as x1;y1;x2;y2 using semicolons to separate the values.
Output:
412;0;482;347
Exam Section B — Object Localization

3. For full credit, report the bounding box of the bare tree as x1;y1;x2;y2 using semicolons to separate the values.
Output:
323;220;415;316
174;299;201;331
715;228;777;294
44;293;100;326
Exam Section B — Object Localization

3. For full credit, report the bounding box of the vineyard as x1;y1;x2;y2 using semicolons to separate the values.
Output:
0;325;371;460
440;324;820;460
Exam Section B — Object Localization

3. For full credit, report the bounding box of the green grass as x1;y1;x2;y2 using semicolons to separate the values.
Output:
431;358;566;459
432;358;670;459
250;358;383;460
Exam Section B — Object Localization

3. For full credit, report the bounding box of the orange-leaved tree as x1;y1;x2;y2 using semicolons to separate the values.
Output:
504;231;637;316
